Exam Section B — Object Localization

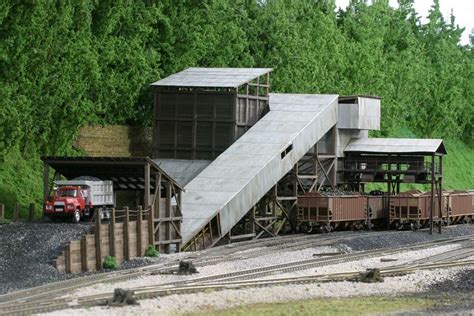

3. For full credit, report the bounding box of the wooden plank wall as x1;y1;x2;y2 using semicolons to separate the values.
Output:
54;209;150;273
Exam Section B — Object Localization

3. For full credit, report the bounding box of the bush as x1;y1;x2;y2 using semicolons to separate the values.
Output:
103;256;117;270
145;245;159;257
0;218;11;225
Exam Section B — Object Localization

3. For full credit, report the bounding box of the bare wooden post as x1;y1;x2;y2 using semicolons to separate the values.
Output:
123;207;130;260
155;173;161;249
28;203;35;221
430;155;435;235
109;208;116;257
81;236;88;272
65;243;72;274
148;205;154;248
0;204;4;220
176;189;182;252
137;206;143;256
95;209;102;270
14;204;20;221
438;155;443;234
165;182;172;253
144;162;150;209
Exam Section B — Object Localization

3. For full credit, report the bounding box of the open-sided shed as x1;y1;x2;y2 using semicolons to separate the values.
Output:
42;156;184;252
343;138;447;233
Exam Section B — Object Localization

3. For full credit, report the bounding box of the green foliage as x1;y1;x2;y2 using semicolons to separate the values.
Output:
0;0;472;210
145;245;160;258
0;147;43;219
103;255;117;270
0;218;11;225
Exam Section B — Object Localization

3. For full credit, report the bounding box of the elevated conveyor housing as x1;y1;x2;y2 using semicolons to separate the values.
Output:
181;93;339;247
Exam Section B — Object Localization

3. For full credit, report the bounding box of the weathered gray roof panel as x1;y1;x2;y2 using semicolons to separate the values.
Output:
153;159;212;187
151;67;273;88
344;138;446;155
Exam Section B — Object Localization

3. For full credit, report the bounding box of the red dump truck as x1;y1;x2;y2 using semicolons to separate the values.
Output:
44;179;114;223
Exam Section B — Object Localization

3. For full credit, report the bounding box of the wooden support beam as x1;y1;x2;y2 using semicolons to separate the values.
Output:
109;208;116;257
64;243;72;274
148;203;155;247
81;236;88;272
137;206;143;256
95;210;102;270
165;182;172;253
430;154;435;235
438;155;443;234
123;206;130;260
144;162;150;208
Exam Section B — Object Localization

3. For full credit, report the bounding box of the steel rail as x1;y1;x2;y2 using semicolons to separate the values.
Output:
2;259;473;316
0;231;387;306
1;234;471;311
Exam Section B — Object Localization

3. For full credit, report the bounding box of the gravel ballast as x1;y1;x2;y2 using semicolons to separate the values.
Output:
2;221;474;314
50;226;474;315
0;221;91;294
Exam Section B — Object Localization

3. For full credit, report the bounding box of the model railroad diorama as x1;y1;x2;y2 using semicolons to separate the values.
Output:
38;68;473;258
1;67;473;315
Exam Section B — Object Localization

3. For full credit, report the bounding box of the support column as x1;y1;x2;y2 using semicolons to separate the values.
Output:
438;156;443;234
165;182;172;253
144;162;150;209
430;155;435;235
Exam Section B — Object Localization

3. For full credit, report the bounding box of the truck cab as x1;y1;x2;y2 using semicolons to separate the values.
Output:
45;186;87;223
44;179;113;223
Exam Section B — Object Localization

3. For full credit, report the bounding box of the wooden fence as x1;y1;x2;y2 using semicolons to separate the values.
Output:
54;207;152;273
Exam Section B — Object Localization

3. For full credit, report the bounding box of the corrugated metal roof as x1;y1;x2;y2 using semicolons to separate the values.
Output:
150;67;272;88
339;95;381;101
153;159;212;187
344;138;447;155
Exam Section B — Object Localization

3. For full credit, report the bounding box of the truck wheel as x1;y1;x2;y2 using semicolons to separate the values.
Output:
72;209;81;223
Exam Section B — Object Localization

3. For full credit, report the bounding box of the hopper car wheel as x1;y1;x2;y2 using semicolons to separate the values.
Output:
411;222;420;231
72;209;81;223
299;223;308;234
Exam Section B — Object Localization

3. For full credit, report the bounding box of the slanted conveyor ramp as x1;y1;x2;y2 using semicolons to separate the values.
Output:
182;93;338;248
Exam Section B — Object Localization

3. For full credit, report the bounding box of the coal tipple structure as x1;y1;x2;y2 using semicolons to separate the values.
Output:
43;67;453;257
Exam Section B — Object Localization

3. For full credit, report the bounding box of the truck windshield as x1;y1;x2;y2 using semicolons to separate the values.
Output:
57;189;77;197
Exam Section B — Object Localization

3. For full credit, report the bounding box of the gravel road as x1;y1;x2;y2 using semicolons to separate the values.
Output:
0;221;92;294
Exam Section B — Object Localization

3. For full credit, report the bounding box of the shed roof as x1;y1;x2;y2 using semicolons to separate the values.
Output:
41;156;184;191
344;138;447;155
151;67;272;88
153;159;212;187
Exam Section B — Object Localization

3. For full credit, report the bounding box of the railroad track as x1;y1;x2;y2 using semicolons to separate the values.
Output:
2;259;473;316
155;236;474;286
1;233;471;314
0;231;387;306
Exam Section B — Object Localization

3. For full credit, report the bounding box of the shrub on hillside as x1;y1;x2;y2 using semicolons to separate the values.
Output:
103;256;117;270
145;245;159;257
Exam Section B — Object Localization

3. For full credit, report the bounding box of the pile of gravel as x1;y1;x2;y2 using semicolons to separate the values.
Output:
0;221;91;294
427;268;474;295
342;225;474;252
